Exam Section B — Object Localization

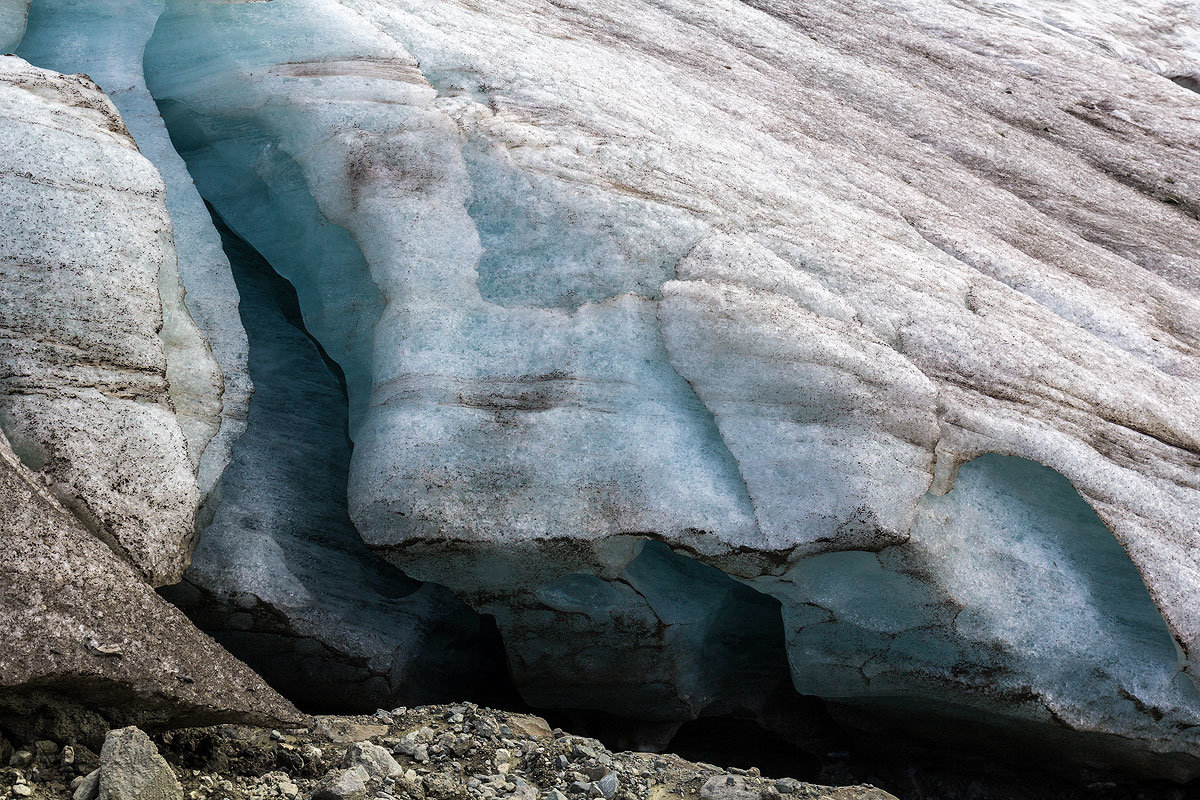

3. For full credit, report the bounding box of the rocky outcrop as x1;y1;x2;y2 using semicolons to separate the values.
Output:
0;428;305;743
0;55;207;585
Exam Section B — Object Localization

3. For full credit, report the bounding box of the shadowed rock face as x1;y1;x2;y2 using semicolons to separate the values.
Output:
0;430;305;745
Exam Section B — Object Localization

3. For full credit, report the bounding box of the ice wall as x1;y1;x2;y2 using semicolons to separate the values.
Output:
16;0;248;493
10;0;1200;778
162;216;504;712
0;54;200;585
131;0;1200;776
769;455;1200;776
0;1;27;52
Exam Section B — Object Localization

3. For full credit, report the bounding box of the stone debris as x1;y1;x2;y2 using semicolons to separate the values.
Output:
0;706;896;800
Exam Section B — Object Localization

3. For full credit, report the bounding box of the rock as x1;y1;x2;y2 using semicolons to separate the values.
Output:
509;778;537;800
10;750;32;768
35;741;61;764
98;727;182;800
700;776;761;800
504;718;552;742
342;742;403;780
0;427;305;742
595;774;619;800
311;768;368;800
74;770;100;800
141;709;896;800
12;784;33;798
313;721;389;745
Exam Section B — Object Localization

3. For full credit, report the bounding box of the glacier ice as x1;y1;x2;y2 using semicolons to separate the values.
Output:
0;1;26;53
16;0;249;494
0;55;199;585
130;0;1200;774
6;0;1200;779
162;215;506;712
771;455;1200;776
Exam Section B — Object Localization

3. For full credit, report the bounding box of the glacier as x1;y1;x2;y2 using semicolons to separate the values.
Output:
15;0;249;496
161;214;507;713
0;53;201;585
4;0;1200;782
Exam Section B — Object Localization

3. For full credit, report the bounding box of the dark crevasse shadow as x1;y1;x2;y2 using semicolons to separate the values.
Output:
160;210;517;714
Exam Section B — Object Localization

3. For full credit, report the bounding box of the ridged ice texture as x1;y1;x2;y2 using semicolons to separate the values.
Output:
163;218;503;712
0;55;198;585
15;0;249;494
137;0;1200;774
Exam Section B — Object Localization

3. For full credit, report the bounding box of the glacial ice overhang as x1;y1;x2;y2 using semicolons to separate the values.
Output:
5;0;1200;780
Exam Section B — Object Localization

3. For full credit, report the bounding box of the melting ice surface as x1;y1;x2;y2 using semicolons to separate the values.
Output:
10;0;1200;779
138;0;1200;775
771;455;1200;759
162;216;503;712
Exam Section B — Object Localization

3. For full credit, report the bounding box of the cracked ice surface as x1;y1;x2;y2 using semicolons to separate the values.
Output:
132;0;1200;774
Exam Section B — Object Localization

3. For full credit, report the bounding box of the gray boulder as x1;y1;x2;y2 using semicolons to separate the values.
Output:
73;770;100;800
0;430;305;742
98;727;180;800
310;767;368;800
342;741;403;780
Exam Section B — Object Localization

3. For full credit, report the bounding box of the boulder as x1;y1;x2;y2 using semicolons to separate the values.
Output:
0;430;306;742
98;727;181;800
310;767;367;800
